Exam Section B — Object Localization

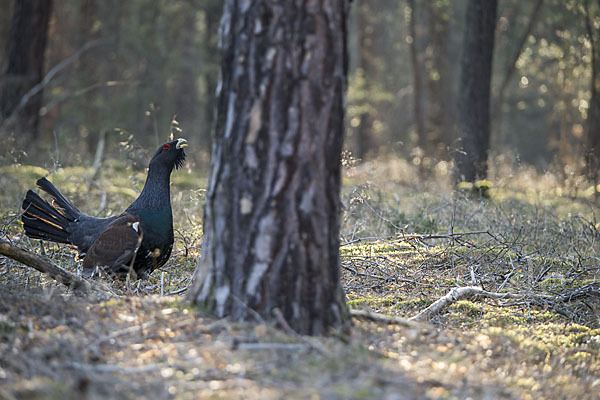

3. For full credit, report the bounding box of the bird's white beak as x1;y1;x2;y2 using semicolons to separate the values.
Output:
176;138;188;149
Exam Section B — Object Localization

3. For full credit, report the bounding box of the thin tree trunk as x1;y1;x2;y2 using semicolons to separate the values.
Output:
175;10;200;136
200;1;221;150
188;0;351;336
407;0;427;154
455;0;498;182
355;0;374;159
492;0;544;122
584;0;600;191
0;0;53;139
425;1;454;156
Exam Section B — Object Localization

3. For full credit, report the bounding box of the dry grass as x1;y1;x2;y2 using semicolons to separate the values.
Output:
1;155;599;399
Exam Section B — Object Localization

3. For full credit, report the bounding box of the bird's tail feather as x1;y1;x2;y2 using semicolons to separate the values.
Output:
21;177;81;244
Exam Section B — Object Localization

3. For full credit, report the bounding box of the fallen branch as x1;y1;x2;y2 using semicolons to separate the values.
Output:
410;286;488;322
409;285;600;322
237;342;309;351
0;239;109;295
350;309;425;330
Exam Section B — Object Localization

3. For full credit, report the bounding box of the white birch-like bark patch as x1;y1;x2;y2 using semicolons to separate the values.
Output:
255;212;275;261
299;181;315;213
246;262;268;295
246;101;262;144
215;284;230;318
240;196;253;214
245;145;259;169
224;93;237;138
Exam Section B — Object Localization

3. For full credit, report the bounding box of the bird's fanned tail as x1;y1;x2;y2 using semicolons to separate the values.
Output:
21;177;81;244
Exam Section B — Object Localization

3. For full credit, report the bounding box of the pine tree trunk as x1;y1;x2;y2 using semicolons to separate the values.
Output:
188;0;351;336
454;0;498;182
0;0;52;139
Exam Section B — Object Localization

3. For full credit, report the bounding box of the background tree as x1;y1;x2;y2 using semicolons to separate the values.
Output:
187;0;351;335
455;0;498;182
0;0;53;140
585;0;600;190
0;0;596;187
407;0;427;158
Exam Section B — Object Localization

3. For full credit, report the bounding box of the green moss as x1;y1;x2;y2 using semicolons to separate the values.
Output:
396;297;433;310
0;164;48;180
538;277;596;290
347;295;403;309
450;300;481;318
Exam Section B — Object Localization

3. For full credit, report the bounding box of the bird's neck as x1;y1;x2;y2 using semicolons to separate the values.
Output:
128;165;172;211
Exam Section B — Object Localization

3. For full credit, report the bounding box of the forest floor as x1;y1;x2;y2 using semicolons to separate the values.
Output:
1;154;599;399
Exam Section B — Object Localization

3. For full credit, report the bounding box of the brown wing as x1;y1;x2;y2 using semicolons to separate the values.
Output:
82;214;142;276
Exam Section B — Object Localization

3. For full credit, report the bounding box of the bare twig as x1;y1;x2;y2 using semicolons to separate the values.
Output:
398;230;494;242
237;343;309;351
91;130;106;181
46;131;60;176
167;286;188;296
11;40;104;118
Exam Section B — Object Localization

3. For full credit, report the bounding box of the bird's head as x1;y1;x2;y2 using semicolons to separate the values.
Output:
150;138;188;171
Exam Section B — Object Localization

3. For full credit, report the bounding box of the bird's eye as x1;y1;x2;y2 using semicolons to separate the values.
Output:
162;144;171;151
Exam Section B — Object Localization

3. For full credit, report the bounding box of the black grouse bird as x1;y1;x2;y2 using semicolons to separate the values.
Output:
21;138;188;279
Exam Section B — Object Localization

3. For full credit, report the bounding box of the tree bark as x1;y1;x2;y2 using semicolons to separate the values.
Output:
188;0;351;335
0;0;52;139
454;0;498;182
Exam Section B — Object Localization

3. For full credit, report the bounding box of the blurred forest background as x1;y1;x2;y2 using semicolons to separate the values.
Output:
0;0;599;180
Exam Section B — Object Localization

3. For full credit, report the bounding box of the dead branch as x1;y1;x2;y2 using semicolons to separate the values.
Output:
350;309;425;330
410;286;489;322
237;342;309;351
409;285;600;322
0;239;110;295
398;230;495;242
0;40;104;131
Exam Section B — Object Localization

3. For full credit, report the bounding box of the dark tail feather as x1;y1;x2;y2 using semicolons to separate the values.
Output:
21;178;81;244
35;177;80;217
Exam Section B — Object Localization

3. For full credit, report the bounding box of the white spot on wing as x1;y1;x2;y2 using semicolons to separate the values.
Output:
132;222;140;232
